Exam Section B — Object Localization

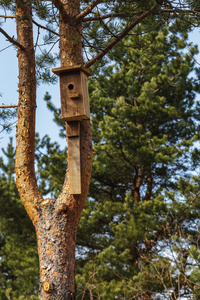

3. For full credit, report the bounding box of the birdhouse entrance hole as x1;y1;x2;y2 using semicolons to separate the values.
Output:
68;83;74;90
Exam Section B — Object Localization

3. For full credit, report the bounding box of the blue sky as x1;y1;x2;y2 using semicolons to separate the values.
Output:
0;16;65;156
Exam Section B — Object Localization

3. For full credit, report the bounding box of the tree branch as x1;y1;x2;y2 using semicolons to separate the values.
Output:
33;20;59;36
52;0;70;23
0;104;18;108
161;8;200;15
83;11;141;22
84;3;158;68
0;27;25;50
76;0;104;23
0;15;16;19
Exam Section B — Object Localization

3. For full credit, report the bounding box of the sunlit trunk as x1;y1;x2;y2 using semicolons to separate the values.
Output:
15;0;92;298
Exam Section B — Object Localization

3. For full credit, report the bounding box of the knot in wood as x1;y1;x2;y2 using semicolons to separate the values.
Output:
43;281;51;293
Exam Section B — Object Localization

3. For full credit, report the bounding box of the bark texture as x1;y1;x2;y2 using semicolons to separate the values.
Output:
15;0;92;299
15;0;43;222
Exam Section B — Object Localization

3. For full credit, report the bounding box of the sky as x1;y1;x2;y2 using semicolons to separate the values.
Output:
0;15;66;157
0;15;200;160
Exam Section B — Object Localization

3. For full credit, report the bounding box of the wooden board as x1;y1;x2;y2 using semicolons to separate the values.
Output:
67;121;80;137
59;71;90;121
68;136;81;194
52;65;93;77
52;65;91;121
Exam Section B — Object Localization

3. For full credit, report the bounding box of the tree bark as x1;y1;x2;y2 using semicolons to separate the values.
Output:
15;0;92;299
15;0;42;222
132;166;144;205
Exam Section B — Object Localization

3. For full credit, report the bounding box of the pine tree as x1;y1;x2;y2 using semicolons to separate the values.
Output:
0;94;17;135
1;19;200;298
1;0;200;298
37;21;200;298
74;23;200;299
0;138;39;300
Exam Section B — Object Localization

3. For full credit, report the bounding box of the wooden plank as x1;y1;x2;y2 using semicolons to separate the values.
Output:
60;71;87;121
52;65;93;77
81;72;90;119
0;104;18;108
66;121;80;137
68;136;81;194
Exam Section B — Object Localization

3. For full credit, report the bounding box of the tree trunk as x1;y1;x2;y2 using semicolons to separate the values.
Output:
37;120;92;300
15;0;92;299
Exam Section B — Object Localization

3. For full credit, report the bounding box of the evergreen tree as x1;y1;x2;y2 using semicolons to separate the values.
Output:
1;20;200;298
0;94;17;135
75;23;200;299
35;134;67;198
0;138;39;300
1;0;200;297
41;22;200;299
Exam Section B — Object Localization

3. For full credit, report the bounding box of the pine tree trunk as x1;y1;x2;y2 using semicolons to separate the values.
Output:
37;120;92;300
15;0;92;299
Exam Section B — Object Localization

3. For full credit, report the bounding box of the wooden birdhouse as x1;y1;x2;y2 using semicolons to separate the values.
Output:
52;65;92;121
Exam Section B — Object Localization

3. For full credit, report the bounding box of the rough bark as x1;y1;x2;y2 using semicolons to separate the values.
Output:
15;0;43;223
37;120;92;299
132;166;145;205
15;0;92;299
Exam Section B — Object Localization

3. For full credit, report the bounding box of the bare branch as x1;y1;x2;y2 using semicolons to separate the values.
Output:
33;20;59;36
84;4;158;68
0;27;25;50
52;0;70;23
82;7;200;23
0;121;17;134
0;104;18;108
0;15;16;19
76;0;104;23
161;8;200;15
83;12;142;22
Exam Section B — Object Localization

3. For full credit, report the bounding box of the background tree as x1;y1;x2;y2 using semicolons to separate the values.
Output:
75;23;200;299
41;21;200;299
0;100;17;135
0;138;39;300
0;0;200;299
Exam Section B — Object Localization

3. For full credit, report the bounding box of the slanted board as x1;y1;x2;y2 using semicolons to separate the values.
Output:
68;136;81;194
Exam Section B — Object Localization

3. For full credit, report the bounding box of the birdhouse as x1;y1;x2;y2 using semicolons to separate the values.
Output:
52;65;92;121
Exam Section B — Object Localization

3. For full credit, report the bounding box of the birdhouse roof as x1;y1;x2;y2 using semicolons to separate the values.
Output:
52;65;93;77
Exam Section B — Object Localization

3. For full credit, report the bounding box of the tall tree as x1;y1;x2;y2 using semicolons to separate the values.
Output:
40;22;200;299
75;24;200;299
0;0;200;299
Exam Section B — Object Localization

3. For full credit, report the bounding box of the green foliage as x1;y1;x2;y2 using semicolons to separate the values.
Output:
75;23;200;299
37;22;200;298
0;138;39;299
0;97;17;134
88;23;200;197
26;21;200;298
35;133;68;197
0;2;200;296
38;20;200;297
36;50;58;84
43;92;65;137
